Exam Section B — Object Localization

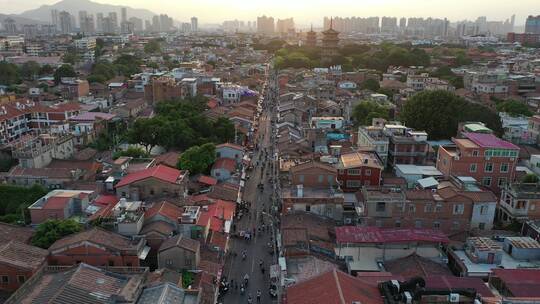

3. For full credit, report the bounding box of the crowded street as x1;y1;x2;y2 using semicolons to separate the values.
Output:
221;68;280;304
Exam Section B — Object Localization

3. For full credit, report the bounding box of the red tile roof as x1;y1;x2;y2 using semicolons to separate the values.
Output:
463;132;519;150
116;165;185;188
216;143;244;151
0;222;34;244
492;269;540;297
145;201;183;223
212;158;236;172
285;269;383;304
196;200;236;233
94;195;119;206
154;151;181;168
335;227;449;244
49;227;142;254
426;275;495;298
43;196;71;210
0;241;48;270
159;235;200;253
197;175;218;186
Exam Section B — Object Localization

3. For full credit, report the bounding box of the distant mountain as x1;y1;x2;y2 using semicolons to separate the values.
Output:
0;14;46;25
19;0;160;24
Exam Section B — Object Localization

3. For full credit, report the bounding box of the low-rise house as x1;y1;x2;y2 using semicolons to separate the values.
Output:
115;165;188;201
335;226;449;274
437;132;519;193
281;212;335;258
5;263;147;304
0;222;34;244
289;161;337;188
28;189;95;225
210;158;237;182
157;235;201;272
357;125;390;167
215;143;244;165
488;269;540;302
137;282;200;304
282;185;344;221
0;241;48;292
48;227;149;267
394;164;443;188
448;236;540;278
499;182;540;224
337;151;383;192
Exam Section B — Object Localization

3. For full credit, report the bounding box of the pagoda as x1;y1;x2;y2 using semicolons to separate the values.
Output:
321;18;340;65
305;24;317;47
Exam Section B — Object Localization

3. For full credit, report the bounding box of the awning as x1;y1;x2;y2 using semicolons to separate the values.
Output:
138;246;151;260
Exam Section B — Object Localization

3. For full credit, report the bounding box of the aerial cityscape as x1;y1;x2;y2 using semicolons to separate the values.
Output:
0;0;540;303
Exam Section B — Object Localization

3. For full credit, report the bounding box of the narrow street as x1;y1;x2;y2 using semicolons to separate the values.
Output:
221;69;279;304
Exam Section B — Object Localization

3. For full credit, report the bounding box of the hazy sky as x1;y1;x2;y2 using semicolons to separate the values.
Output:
2;0;539;26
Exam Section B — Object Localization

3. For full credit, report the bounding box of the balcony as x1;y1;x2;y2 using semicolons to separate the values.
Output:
499;200;529;217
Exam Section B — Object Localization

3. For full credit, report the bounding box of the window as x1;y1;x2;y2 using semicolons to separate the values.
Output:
483;177;492;187
375;220;382;227
470;163;477;173
121;192;126;197
318;175;324;183
424;203;433;213
408;204;416;213
327;175;334;184
415;220;422;228
485;163;493;173
472;150;479;156
126;262;132;267
498;178;507;187
364;180;371;186
452;221;460;231
0;276;8;285
435;203;443;213
478;223;486;230
480;205;488;215
108;260;115;267
531;203;536;211
348;169;361;175
500;163;509;173
433;221;441;229
185;259;192;267
365;169;372;176
376;202;386;212
306;205;311;212
299;175;304;183
453;204;464;215
346;180;361;188
17;275;25;284
395;220;401;228
166;259;173;265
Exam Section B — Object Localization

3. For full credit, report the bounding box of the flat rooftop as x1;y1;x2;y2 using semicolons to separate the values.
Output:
454;249;540;277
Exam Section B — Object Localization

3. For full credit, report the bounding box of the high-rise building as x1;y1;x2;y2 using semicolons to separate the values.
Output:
129;17;143;32
381;16;398;33
51;9;59;30
257;15;274;34
59;11;73;34
79;11;95;35
145;20;152;32
399;17;407;29
159;14;173;31
276;18;294;33
109;12;118;33
526;15;540;34
121;7;127;23
2;18;17;34
191;17;198;32
102;17;116;34
152;16;160;32
96;13;103;33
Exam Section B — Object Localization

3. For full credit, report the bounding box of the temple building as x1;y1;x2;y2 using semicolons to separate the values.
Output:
305;25;317;47
321;18;340;65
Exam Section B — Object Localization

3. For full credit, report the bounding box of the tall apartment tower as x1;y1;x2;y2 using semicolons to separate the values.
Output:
525;15;540;34
191;17;198;32
121;7;127;23
59;11;73;34
257;15;275;35
51;9;59;30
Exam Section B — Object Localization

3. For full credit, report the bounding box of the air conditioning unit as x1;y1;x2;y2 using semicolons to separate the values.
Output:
449;293;460;303
510;158;515;161
404;291;413;304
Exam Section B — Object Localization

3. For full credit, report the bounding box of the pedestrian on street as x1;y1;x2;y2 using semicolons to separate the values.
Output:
257;290;262;303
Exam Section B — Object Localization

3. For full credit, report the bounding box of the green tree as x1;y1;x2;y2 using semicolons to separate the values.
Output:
62;48;81;65
0;184;47;224
496;100;533;117
53;64;77;84
20;61;41;80
113;147;149;159
401;90;502;140
361;78;381;91
352;100;390;126
38;64;54;76
144;39;162;54
31;219;81;249
177;143;217;175
0;61;21;85
127;117;168;153
522;174;539;183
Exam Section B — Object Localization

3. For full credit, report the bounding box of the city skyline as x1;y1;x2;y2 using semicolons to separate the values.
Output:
2;0;538;25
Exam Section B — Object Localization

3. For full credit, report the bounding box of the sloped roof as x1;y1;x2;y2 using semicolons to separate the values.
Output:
0;222;34;244
212;158;236;172
384;254;452;278
145;201;183;223
492;269;540;297
116;165;185;188
285;269;383;304
159;235;200;253
49;227;141;254
335;227;449;244
138;282;187;304
197;175;218;186
0;241;48;270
